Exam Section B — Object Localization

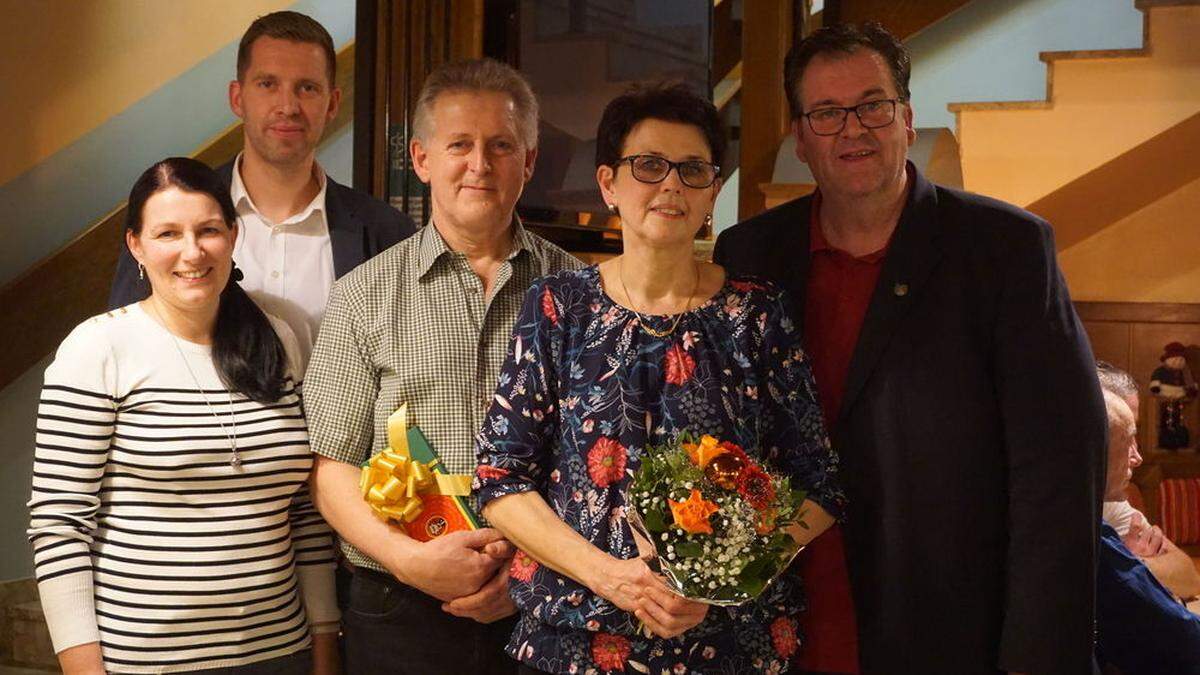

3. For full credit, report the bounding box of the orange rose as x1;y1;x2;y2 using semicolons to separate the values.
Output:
668;488;721;535
683;434;728;469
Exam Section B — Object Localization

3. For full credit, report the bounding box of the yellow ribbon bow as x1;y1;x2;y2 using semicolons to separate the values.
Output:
359;404;472;523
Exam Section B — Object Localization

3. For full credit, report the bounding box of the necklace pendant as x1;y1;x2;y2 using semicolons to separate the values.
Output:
230;451;242;468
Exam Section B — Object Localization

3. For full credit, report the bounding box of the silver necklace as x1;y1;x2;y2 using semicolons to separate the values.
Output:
148;303;242;468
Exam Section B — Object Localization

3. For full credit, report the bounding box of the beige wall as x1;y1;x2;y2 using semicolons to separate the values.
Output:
0;0;290;186
1060;176;1200;303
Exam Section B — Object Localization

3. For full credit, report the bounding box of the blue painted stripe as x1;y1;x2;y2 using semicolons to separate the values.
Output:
0;0;354;287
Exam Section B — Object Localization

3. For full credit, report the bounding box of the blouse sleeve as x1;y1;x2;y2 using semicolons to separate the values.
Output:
27;321;116;653
473;280;562;512
757;290;846;520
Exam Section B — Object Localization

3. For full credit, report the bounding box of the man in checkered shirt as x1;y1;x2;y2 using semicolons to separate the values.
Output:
305;59;581;674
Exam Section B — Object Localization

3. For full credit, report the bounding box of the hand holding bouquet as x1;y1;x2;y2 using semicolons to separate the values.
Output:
627;434;807;605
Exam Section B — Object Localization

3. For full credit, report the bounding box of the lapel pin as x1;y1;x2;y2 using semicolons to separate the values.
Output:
893;283;909;297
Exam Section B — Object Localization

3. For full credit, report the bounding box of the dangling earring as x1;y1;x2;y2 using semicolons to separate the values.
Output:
704;213;713;227
606;203;618;215
138;263;145;280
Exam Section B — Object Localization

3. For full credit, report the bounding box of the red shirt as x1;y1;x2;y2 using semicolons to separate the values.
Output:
795;192;889;674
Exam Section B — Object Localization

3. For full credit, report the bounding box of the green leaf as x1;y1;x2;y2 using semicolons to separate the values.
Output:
675;541;704;558
735;574;767;598
643;506;669;533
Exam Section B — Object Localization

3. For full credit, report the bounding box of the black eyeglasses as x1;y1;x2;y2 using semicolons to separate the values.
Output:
801;98;904;136
617;154;720;189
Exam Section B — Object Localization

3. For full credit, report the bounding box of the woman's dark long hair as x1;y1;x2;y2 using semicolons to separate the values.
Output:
126;157;288;403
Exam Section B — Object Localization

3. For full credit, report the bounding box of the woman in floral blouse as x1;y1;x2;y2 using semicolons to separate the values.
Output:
474;83;845;674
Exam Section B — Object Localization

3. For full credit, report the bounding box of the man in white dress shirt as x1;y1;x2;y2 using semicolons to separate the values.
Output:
110;11;415;365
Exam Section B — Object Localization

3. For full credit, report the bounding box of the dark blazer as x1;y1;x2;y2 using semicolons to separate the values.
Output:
714;167;1106;675
108;162;416;308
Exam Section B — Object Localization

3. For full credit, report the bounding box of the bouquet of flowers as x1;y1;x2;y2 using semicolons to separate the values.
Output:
627;434;807;606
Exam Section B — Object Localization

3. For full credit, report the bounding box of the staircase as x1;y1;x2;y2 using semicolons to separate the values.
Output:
948;0;1200;303
950;0;1200;208
827;0;974;40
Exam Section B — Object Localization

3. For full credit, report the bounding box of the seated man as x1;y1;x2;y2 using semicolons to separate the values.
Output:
1096;388;1200;674
1097;362;1200;601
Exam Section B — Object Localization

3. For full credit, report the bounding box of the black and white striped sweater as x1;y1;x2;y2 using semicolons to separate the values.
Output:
28;303;338;673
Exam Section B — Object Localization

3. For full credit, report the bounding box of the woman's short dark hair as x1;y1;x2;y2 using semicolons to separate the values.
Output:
594;81;725;171
784;22;911;119
126;157;289;404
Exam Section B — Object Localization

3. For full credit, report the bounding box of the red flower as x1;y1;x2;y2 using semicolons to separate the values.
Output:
591;632;630;671
719;441;751;465
587;437;626;487
736;466;776;510
664;343;696;385
541;287;559;326
509;550;539;583
475;464;510;481
770;616;798;659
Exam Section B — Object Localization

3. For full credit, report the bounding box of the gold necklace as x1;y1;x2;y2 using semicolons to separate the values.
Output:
618;257;700;338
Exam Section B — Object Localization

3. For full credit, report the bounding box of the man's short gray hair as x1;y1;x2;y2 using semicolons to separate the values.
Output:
1097;361;1139;400
412;58;539;149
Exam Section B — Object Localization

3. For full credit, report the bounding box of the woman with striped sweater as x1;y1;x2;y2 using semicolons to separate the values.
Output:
28;157;339;674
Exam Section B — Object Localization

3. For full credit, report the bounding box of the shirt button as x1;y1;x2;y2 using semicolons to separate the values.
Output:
271;271;280;278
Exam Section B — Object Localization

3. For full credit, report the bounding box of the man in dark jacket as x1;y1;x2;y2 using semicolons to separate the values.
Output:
109;11;414;363
714;23;1106;675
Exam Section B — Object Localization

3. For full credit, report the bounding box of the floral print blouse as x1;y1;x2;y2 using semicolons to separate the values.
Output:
474;266;844;674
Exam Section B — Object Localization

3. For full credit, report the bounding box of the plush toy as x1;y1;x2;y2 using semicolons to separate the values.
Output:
1149;342;1198;450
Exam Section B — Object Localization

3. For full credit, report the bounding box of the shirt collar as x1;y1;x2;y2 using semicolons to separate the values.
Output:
417;215;535;279
230;152;328;225
808;163;914;262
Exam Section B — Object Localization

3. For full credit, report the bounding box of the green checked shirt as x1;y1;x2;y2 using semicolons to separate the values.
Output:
305;219;581;573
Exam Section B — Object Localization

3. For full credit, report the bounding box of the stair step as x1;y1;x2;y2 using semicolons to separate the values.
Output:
946;100;1051;113
1039;47;1149;63
5;602;55;670
1136;0;1200;9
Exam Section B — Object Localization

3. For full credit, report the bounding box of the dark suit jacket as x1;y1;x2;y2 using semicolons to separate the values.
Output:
714;167;1106;675
108;162;416;308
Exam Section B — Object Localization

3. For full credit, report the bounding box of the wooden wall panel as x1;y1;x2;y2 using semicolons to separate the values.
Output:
739;1;794;220
1078;301;1200;457
360;0;484;208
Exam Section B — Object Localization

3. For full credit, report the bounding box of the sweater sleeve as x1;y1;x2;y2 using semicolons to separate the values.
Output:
289;485;340;631
27;320;117;653
270;314;341;630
